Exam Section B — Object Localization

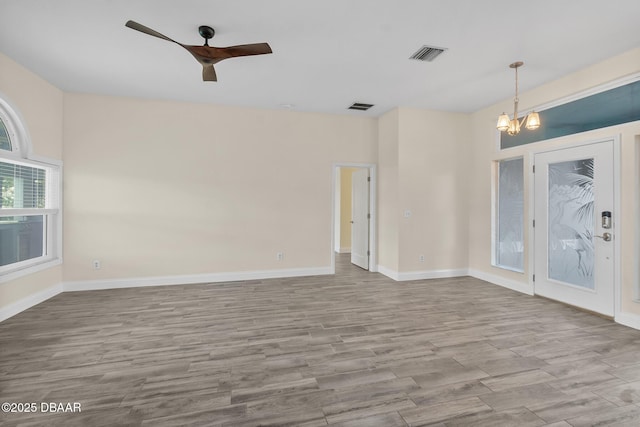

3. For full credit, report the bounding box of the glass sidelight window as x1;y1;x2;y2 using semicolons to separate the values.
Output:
495;157;524;272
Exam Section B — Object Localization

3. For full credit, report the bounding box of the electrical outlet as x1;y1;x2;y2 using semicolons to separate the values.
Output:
276;252;284;261
419;254;425;263
403;209;412;218
92;259;101;270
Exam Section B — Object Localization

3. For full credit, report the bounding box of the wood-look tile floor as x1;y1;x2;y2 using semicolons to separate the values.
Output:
2;255;640;426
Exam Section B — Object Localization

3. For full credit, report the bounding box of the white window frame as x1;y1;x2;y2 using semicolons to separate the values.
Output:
0;94;62;283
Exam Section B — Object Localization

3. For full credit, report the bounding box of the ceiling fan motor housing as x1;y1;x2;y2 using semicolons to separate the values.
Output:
198;25;215;41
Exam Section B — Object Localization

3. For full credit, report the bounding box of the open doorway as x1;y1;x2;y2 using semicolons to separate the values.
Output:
332;163;377;273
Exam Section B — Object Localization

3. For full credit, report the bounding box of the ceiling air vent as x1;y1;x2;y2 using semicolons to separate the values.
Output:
348;102;374;111
409;45;447;62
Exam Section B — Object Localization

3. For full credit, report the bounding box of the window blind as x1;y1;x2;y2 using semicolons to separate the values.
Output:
0;161;46;209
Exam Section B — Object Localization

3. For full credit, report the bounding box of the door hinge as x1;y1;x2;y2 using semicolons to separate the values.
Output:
367;250;370;256
367;213;371;219
367;176;371;182
533;274;535;282
533;219;535;228
533;165;535;173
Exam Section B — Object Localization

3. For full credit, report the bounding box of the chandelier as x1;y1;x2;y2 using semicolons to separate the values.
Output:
496;61;541;136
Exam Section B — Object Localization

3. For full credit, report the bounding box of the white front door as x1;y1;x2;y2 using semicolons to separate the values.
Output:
351;168;370;270
534;140;615;316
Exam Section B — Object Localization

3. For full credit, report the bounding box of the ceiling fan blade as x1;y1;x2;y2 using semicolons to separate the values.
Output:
125;20;179;44
222;43;273;58
184;43;272;65
202;65;217;82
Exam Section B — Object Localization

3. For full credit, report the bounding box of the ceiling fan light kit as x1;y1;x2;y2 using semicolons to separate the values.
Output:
125;20;272;82
496;61;541;136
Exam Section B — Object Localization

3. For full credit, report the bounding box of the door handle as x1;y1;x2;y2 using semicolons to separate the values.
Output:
595;232;612;242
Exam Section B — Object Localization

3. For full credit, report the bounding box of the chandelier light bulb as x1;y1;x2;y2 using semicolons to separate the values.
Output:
525;111;541;130
496;113;510;131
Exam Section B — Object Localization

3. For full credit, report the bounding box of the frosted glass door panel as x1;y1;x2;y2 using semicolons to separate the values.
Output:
547;158;594;289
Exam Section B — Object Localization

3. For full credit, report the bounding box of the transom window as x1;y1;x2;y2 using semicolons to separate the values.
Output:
501;77;640;149
0;96;61;281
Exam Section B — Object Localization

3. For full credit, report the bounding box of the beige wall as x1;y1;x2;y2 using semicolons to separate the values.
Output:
377;109;400;272
397;108;470;272
468;47;640;314
0;53;64;310
62;94;377;282
377;107;471;275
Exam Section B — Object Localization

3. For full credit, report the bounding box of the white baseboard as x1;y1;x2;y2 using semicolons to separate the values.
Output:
615;311;640;330
398;268;469;281
0;283;63;323
64;267;333;292
468;268;534;296
377;266;468;282
377;265;400;281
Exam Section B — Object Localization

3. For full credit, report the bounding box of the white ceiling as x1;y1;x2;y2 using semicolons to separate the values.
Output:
1;0;639;117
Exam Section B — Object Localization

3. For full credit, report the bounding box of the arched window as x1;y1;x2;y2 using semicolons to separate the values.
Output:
0;95;61;281
0;118;12;151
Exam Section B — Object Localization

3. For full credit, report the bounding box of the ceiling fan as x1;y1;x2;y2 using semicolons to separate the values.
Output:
125;20;272;82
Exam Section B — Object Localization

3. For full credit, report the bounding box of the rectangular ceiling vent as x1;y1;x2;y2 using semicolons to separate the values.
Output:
348;102;374;111
410;45;447;62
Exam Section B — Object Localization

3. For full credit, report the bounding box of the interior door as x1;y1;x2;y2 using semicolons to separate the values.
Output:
534;140;615;315
351;168;370;270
